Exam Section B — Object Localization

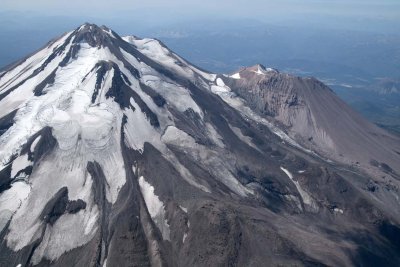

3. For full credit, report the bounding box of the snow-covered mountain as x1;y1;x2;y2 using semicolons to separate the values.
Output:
0;23;399;267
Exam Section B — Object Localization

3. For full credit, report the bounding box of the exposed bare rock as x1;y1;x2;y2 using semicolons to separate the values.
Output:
225;64;400;180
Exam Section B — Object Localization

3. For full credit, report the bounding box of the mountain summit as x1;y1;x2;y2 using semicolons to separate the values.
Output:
0;23;399;267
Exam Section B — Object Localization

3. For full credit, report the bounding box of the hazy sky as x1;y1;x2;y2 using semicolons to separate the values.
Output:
2;0;400;20
0;0;399;81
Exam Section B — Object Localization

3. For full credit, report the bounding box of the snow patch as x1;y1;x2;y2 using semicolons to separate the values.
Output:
206;123;224;148
230;73;241;79
255;67;265;75
216;78;225;87
11;154;31;178
123;99;162;153
334;208;344;214
138;176;170;240
31;205;99;264
284;194;303;211
0;181;31;215
211;78;230;94
182;213;190;243
7;153;101;254
183;233;188;243
280;167;318;212
30;135;41;152
132;165;136;174
180;205;187;213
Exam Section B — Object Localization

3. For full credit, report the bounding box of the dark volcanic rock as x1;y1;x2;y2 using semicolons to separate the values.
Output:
40;187;69;225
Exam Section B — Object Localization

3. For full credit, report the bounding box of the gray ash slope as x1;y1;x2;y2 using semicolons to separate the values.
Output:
0;23;399;267
224;65;400;180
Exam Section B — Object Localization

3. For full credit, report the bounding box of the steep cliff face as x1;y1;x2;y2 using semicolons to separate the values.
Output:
0;24;399;267
224;64;400;180
226;66;334;149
